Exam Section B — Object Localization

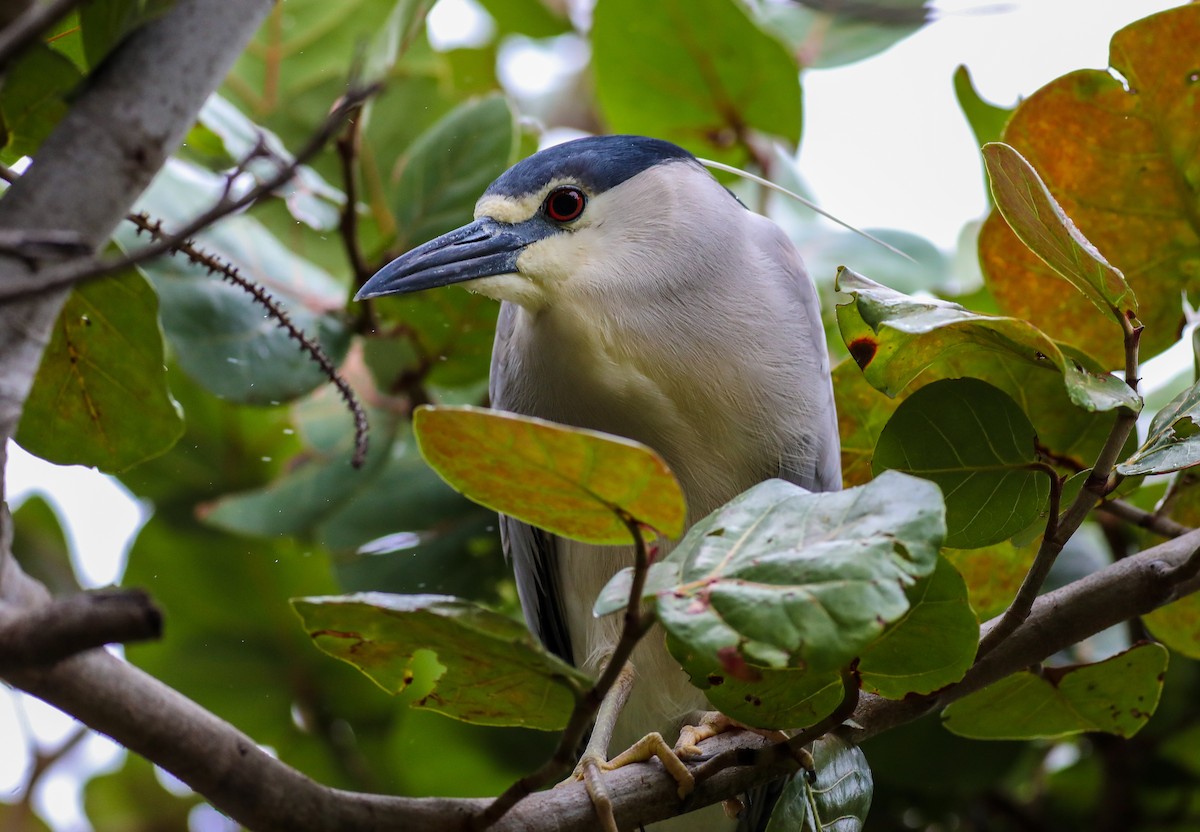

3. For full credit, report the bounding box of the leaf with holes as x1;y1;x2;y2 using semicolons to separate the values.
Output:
1117;380;1200;476
766;734;873;832
413;405;686;544
293;593;591;730
942;642;1168;740
835;268;1139;414
983;142;1134;320
873;378;1050;548
17;272;182;473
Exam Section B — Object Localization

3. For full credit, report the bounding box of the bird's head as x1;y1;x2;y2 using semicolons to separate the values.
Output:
354;135;735;311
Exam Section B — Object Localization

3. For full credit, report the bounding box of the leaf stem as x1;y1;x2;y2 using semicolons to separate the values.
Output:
979;317;1142;657
475;516;656;829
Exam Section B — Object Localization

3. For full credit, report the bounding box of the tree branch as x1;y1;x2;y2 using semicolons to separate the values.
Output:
0;588;161;672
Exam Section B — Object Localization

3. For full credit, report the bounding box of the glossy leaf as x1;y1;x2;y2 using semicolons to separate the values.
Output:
413;405;686;543
859;556;978;698
591;0;801;164
117;159;350;404
983;142;1134;320
873;378;1049;548
943;642;1168;740
980;5;1200;365
1117;380;1200;476
767;735;873;832
293;593;591;730
836;267;1140;414
602;473;944;692
17;272;183;473
389;94;518;252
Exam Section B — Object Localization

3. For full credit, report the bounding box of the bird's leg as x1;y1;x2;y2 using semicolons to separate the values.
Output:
562;661;696;832
675;711;790;758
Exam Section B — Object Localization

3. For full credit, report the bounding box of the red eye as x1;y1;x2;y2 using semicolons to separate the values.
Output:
544;186;586;222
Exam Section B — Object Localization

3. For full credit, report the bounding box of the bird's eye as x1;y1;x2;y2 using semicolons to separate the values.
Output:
544;186;586;223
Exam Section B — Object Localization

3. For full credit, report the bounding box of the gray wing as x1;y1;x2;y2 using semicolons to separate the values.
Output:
771;227;841;493
490;302;575;665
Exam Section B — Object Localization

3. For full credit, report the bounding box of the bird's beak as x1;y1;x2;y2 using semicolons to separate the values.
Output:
354;217;549;300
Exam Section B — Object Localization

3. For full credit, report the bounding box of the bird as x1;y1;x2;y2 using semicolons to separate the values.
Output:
355;134;841;829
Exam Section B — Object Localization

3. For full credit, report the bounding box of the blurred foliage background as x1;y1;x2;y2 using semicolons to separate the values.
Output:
3;0;1200;830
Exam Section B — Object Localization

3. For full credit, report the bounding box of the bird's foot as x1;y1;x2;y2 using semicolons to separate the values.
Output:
558;732;697;832
674;711;790;758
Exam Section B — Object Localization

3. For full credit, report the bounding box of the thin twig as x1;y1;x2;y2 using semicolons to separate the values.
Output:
978;317;1143;657
335;115;372;288
125;213;370;468
0;0;86;73
1098;499;1192;540
0;82;381;304
477;516;658;829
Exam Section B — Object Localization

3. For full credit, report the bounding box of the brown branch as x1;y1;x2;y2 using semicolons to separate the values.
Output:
124;213;370;468
0;588;161;672
0;82;381;305
477;516;659;829
0;0;86;73
336;116;372;288
1098;498;1192;540
3;522;1200;830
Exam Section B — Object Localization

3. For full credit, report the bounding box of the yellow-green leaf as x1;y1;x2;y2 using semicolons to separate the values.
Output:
413;405;686;544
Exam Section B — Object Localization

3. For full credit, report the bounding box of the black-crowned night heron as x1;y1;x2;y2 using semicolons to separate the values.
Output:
356;135;841;830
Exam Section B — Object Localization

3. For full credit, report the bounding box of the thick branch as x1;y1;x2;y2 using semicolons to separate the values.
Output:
0;588;161;672
2;525;1196;831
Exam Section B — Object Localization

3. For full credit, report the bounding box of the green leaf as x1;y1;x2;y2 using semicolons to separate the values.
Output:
767;735;873;832
1117;380;1200;476
0;44;83;162
1145;593;1200;660
873;378;1049;549
758;0;928;70
607;473;944;695
476;0;571;38
943;537;1036;621
413;405;686;543
293;593;591;730
835;267;1141;414
11;495;79;594
390;94;518;251
859;556;978;698
16;272;183;473
983;142;1135;320
942;642;1169;740
591;0;801;164
953;65;1012;150
118;159;350;404
84;755;199;832
667;632;844;731
80;0;172;69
